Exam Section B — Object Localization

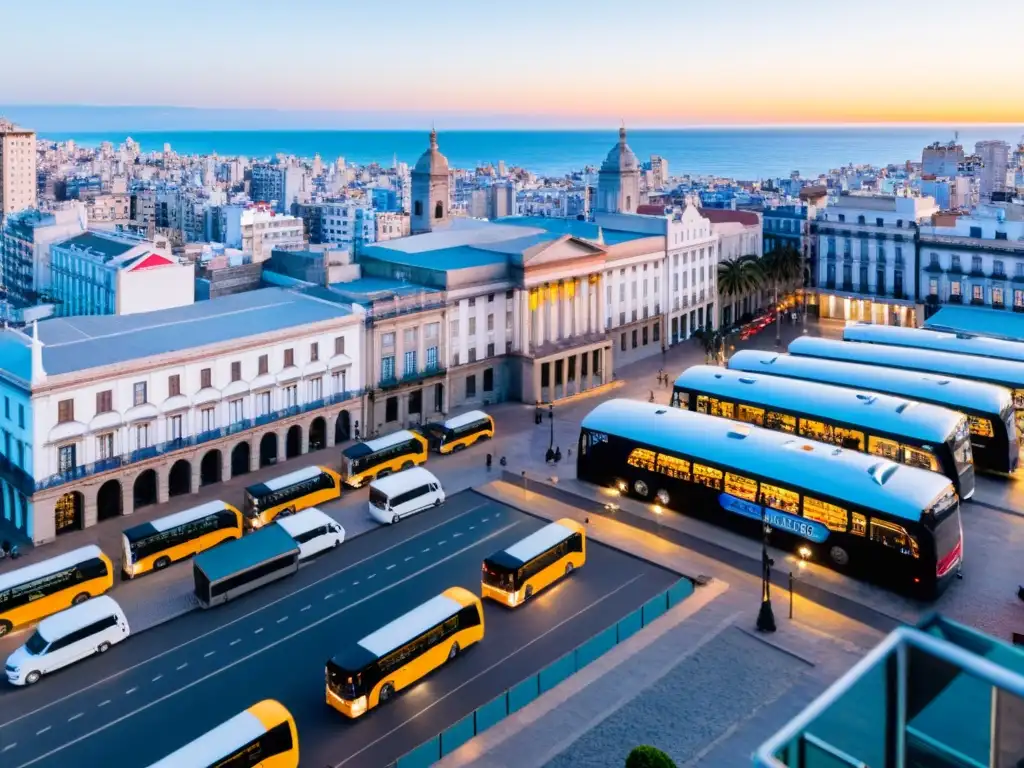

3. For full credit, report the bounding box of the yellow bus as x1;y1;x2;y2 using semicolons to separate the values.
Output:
121;500;243;579
145;699;298;768
326;586;484;718
422;410;495;454
482;518;586;607
243;465;341;530
0;545;114;637
340;430;428;488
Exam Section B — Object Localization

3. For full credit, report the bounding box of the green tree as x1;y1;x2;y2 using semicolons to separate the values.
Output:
717;256;763;328
626;745;677;768
691;324;724;364
761;244;803;345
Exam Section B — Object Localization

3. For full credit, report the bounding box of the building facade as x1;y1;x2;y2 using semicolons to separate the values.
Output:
410;130;450;234
595;126;642;214
701;208;764;326
0;288;364;544
976;140;1011;202
220;205;305;263
813;193;938;326
250;165;306;214
1;205;88;308
0;119;37;218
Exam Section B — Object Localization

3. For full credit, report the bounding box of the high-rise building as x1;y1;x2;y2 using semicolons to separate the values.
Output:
976;140;1011;201
650;155;669;189
250;164;306;214
921;141;964;178
0;119;37;218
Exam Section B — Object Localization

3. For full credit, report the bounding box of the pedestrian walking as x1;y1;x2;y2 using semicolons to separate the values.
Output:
649;390;655;403
486;453;492;470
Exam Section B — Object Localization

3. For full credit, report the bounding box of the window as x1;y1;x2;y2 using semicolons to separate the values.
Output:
258;355;269;375
903;445;939;472
737;404;764;425
229;398;245;423
201;368;212;388
96;390;112;414
404;328;416;346
404;350;417;376
483;368;494;392
468;347;477;363
929;278;938;296
724;472;757;501
993;286;1005;306
168;376;181;397
868;435;900;461
58;444;76;473
631;330;638;349
693;463;723;490
466;375;476;398
97;433;114;460
255;391;271;416
851;511;867;536
231;362;241;382
1016;290;1024;309
381;355;395;381
58;399;74;423
135;423;150;449
765;411;796;433
334;336;346;356
653;323;660;342
870;519;919;557
201;407;216;432
802;497;848;532
487;314;494;332
642;326;648;345
425;346;438;371
468;297;476;308
414;201;422;217
695;395;734;419
972;284;983;302
656;453;690;480
284;385;298;407
488;293;494;303
169;415;183;441
620;333;626;352
450;321;459;340
627;447;656;472
759;483;799;514
468;317;477;336
310;342;319;362
951;281;961;297
425;322;439;341
133;382;147;406
284;348;295;367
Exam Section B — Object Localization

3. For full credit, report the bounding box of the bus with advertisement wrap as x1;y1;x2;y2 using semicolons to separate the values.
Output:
577;399;963;598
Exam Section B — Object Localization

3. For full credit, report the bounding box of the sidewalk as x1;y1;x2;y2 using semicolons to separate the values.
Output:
433;480;883;768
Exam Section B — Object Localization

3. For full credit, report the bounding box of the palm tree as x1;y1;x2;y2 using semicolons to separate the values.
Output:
761;244;803;345
691;325;718;363
717;256;763;328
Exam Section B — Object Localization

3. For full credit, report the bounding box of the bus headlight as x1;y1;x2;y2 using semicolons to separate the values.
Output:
350;696;367;715
250;518;262;529
507;593;517;606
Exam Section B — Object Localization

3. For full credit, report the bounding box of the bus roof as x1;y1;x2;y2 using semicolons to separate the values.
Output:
444;410;491;430
257;465;326;492
369;466;439;495
145;708;267;768
727;350;1013;415
844;323;1024;364
343;430;418;459
500;521;576;566
674;365;963;441
0;545;105;594
580;399;951;521
789;336;1024;388
122;500;233;543
37;595;122;642
358;593;462;658
192;524;297;584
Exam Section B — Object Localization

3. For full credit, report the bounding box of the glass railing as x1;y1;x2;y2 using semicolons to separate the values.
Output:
36;389;365;491
753;615;1024;768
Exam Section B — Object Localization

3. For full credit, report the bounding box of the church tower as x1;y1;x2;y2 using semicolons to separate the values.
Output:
411;129;451;234
596;125;641;214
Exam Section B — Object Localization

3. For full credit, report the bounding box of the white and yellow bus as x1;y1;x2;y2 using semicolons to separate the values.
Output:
482;518;586;607
145;699;298;768
340;430;429;488
121;500;243;579
326;586;484;718
422;410;495;454
243;465;342;530
0;545;114;638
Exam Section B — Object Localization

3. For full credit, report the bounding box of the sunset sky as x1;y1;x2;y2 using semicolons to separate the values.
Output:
5;0;1023;127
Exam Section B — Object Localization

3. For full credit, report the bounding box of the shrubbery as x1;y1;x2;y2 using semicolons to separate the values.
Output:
625;744;677;768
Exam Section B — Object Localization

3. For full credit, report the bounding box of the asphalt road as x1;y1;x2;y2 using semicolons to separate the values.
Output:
0;491;676;768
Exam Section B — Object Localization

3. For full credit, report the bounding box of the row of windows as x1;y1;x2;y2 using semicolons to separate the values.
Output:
691;394;941;471
248;472;336;508
208;552;297;598
624;447;919;556
376;605;482;675
128;510;238;560
618;323;661;352
516;532;584;584
3;396;26;428
350;438;425;473
37;614;119;652
927;253;1017;274
929;279;1022;309
0;557;109;610
539;355;599;388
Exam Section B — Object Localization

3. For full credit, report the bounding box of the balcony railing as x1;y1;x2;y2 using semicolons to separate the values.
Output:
378;366;446;390
948;294;963;304
35;389;365;492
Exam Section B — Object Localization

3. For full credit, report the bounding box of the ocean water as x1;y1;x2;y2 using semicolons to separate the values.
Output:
43;126;1024;180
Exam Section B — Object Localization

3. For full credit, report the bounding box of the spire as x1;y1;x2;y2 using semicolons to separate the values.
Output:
430;126;437;149
619;121;627;143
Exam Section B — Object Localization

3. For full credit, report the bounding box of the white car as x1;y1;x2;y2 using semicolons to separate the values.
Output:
368;467;445;524
6;595;130;686
275;507;345;560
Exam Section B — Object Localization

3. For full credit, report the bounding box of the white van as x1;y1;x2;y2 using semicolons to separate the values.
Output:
368;467;445;524
275;507;345;560
5;595;130;686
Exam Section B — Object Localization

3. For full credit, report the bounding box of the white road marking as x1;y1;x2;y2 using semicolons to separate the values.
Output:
469;525;475;530
386;564;396;570
300;605;311;612
125;688;137;696
97;701;110;709
438;540;447;546
334;572;647;767
367;573;376;580
15;519;523;768
276;616;288;624
229;639;241;646
404;556;414;562
204;651;215;658
352;580;360;586
151;675;162;683
421;547;430;553
175;664;187;672
254;628;263;635
67;714;83;723
324;592;335;600
35;727;50;737
1;743;16;753
452;532;462;538
481;516;490;521
0;502;491;732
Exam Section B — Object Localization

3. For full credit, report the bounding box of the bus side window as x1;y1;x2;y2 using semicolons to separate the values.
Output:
869;519;915;556
851;512;866;537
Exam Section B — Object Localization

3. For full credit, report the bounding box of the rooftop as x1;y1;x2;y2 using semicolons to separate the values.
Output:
0;288;356;380
54;231;136;263
325;277;438;305
925;305;1024;343
699;209;761;227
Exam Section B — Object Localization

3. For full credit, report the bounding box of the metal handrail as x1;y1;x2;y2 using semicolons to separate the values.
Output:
753;625;1024;767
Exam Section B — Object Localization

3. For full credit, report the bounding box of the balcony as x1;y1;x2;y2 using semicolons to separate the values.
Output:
923;262;944;274
948;294;963;304
35;389;365;491
992;271;1008;280
970;268;987;278
947;264;964;275
971;297;986;306
824;280;836;290
992;301;1006;310
378;366;446;390
841;281;854;292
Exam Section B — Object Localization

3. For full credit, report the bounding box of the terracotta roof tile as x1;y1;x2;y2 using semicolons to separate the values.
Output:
636;204;669;216
698;208;761;227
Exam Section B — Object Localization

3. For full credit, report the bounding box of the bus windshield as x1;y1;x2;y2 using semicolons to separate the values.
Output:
926;493;962;573
951;433;973;475
327;661;363;699
369;488;388;510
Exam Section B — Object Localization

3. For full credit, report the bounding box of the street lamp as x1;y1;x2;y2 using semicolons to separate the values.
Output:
545;405;555;463
757;508;777;633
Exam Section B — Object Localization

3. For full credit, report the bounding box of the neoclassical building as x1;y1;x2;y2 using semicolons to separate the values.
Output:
0;288;364;543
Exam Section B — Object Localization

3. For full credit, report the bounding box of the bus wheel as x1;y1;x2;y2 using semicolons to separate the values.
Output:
392;514;400;524
448;642;460;660
565;562;574;576
154;556;171;571
434;498;442;507
525;585;534;600
72;592;90;605
97;641;111;654
379;683;395;703
401;461;413;471
655;489;670;506
0;620;11;638
633;480;649;498
829;546;850;567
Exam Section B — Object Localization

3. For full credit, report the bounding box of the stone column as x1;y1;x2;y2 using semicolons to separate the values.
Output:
597;275;607;333
157;469;170;504
221;449;232;482
534;292;545;350
250;440;261;472
532;363;542;405
520;290;530;353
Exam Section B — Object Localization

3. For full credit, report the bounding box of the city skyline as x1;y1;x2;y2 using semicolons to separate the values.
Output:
4;0;1024;128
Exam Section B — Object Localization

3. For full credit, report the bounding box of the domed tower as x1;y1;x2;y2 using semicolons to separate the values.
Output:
596;125;641;214
411;128;450;234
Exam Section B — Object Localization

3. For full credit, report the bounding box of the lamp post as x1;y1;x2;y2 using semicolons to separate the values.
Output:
757;508;777;633
545;405;555;463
